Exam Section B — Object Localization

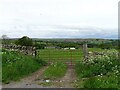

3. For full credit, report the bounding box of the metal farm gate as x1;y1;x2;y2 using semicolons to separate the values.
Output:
37;48;84;67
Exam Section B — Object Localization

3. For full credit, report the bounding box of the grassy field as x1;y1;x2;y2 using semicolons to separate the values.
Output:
2;49;46;84
38;49;84;62
88;48;104;52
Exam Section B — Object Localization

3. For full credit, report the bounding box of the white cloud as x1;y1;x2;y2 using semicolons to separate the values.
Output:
0;0;119;38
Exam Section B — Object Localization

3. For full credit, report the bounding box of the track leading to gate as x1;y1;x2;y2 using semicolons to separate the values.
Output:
3;61;77;88
59;64;77;88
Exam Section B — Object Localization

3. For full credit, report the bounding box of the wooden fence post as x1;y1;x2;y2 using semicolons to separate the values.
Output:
83;44;88;59
70;50;72;68
49;49;50;64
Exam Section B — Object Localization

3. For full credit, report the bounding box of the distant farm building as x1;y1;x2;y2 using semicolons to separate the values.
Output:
70;47;76;50
64;48;69;50
63;47;76;50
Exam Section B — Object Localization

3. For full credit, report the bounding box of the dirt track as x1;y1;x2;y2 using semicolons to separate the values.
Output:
3;66;48;88
3;62;77;88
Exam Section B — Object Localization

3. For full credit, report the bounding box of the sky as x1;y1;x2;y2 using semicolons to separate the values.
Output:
0;0;119;39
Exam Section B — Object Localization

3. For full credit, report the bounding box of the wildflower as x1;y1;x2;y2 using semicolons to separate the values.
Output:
116;70;119;73
98;79;100;80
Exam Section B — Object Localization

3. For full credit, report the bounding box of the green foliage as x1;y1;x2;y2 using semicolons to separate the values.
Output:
87;40;119;49
35;58;47;66
75;49;120;88
56;42;78;48
15;36;33;46
34;43;46;49
84;74;119;88
1;48;7;52
43;62;67;79
2;50;46;84
76;59;120;79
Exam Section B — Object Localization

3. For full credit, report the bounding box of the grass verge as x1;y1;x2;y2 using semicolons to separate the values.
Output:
43;61;67;80
2;49;47;84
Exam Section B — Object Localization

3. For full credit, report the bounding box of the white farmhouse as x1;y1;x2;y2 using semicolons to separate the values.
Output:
70;47;76;50
64;48;69;50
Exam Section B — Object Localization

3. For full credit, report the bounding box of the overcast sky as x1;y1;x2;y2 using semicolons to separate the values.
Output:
0;0;119;38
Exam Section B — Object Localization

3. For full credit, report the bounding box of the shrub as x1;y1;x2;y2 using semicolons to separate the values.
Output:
15;36;33;46
75;49;120;88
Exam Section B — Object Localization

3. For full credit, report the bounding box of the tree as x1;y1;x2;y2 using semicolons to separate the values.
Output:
34;43;46;49
2;35;8;39
2;35;9;45
15;36;33;46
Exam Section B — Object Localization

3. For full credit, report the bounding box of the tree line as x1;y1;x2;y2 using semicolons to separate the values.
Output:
2;35;119;50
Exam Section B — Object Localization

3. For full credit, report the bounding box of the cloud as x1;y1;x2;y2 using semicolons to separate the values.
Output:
49;25;118;38
0;24;118;39
0;0;118;38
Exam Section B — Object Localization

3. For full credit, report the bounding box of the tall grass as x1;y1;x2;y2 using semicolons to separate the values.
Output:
2;50;46;84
